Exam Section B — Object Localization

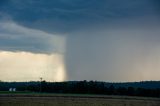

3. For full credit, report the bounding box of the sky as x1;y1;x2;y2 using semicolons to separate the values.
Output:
0;0;160;82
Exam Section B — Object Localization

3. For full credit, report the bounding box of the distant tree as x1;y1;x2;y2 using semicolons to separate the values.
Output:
127;87;135;96
1;80;160;97
108;85;115;95
117;87;127;95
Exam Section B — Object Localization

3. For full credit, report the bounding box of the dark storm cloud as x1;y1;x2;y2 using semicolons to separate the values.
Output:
0;0;158;33
0;0;160;81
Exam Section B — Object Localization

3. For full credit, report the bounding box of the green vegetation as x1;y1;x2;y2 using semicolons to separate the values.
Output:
1;81;160;98
0;91;32;94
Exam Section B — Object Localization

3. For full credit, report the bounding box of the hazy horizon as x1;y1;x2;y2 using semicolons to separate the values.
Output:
0;0;160;82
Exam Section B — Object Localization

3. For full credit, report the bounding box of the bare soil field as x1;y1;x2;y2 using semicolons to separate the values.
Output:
0;94;160;106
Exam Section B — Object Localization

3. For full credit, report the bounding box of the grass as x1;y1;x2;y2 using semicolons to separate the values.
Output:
0;91;32;94
0;93;160;106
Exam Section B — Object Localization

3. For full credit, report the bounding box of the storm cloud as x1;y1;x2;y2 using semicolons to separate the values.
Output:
0;0;160;81
0;20;65;53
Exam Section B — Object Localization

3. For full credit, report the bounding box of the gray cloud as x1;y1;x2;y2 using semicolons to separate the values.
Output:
0;0;160;81
0;0;158;33
0;20;65;54
65;26;160;81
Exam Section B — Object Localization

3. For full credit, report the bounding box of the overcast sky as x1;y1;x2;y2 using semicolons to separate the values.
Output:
0;0;160;82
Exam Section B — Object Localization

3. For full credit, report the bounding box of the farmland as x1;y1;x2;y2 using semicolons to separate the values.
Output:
0;94;160;106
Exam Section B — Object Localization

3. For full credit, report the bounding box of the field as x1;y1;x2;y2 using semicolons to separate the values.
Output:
0;93;160;106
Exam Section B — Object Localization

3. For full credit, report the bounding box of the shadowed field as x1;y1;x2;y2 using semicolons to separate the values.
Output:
0;94;160;106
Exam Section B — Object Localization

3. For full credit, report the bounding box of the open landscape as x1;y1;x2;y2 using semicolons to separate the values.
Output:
0;81;160;106
1;0;160;106
0;94;160;106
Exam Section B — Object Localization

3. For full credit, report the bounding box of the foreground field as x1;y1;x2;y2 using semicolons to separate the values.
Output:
0;94;160;106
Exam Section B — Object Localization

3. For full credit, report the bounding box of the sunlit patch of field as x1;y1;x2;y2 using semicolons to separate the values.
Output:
0;94;160;106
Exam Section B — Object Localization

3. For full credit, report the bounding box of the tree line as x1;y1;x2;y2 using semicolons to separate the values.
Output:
0;80;160;97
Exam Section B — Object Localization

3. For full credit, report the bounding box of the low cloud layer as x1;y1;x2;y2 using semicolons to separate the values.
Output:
0;20;66;54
